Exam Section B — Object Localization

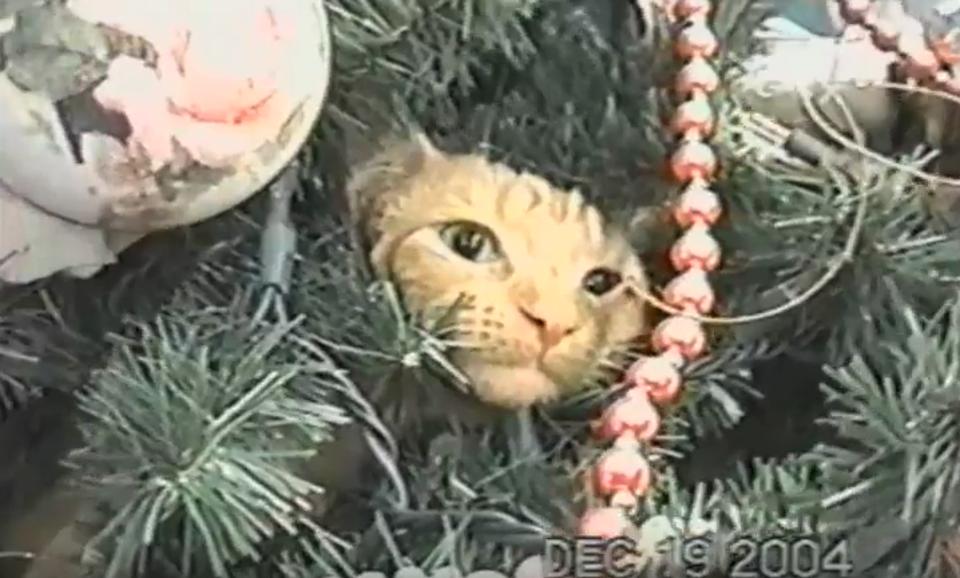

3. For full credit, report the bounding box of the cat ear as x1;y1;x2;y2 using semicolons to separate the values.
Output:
347;132;445;277
349;133;442;202
410;132;442;160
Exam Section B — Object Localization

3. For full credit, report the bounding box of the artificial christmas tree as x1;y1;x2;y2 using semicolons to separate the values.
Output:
2;0;960;577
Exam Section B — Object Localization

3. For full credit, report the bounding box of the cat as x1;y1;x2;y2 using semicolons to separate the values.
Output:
347;134;651;409
300;135;655;532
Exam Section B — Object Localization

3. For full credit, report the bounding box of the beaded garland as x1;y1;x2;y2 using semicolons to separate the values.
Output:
575;0;960;545
838;0;960;91
578;0;723;539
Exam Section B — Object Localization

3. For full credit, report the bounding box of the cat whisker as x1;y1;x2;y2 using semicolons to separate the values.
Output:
445;340;487;351
581;365;616;393
588;343;637;385
612;339;641;360
598;345;628;365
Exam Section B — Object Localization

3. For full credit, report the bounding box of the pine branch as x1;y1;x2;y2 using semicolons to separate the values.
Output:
320;0;541;143
625;457;845;577
344;414;574;575
804;288;960;577
678;343;765;439
68;250;355;577
0;308;47;418
293;223;472;404
713;103;960;365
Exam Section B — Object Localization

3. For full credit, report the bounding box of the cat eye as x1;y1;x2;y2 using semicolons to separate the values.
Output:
582;267;623;296
439;221;501;263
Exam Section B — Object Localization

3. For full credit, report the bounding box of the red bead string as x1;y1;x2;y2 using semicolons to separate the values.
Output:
578;0;723;539
838;0;960;93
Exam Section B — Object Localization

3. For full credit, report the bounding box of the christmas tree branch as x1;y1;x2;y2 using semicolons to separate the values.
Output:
805;287;960;576
70;268;356;577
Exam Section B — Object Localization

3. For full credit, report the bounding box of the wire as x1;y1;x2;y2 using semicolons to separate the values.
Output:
799;82;960;188
627;113;871;326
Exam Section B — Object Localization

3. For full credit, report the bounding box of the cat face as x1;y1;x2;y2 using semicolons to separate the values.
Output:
348;136;649;409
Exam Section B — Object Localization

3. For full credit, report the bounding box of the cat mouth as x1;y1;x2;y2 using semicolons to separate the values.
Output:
535;345;550;363
530;351;578;386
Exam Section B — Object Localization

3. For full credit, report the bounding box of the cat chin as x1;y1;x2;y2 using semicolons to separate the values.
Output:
462;362;563;409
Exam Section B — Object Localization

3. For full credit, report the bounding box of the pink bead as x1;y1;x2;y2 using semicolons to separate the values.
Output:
627;355;683;404
840;0;871;23
669;223;722;272
595;390;661;442
670;96;714;139
936;70;960;94
659;347;686;368
903;47;940;79
578;507;631;539
670;140;717;183
675;57;720;98
932;32;960;65
652;315;707;360
610;489;639;508
594;447;653;497
673;180;722;227
663;268;715;315
676;21;718;59
868;16;901;50
673;0;712;20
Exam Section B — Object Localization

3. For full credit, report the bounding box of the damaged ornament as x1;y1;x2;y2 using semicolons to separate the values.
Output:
0;0;330;284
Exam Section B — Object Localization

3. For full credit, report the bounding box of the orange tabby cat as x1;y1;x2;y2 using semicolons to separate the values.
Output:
349;135;650;408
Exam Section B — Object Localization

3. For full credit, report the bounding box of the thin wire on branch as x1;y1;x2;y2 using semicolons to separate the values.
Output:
628;105;870;326
629;75;960;328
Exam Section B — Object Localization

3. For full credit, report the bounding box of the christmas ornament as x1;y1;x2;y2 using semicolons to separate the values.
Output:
578;0;723;539
0;0;331;284
836;0;960;94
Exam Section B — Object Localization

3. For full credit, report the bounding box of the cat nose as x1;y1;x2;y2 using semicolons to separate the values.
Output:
519;306;578;350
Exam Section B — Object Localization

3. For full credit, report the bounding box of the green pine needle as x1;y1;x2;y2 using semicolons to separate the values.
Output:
71;297;351;577
807;288;960;576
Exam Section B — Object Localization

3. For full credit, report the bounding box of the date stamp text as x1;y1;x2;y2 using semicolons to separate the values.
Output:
544;533;855;577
